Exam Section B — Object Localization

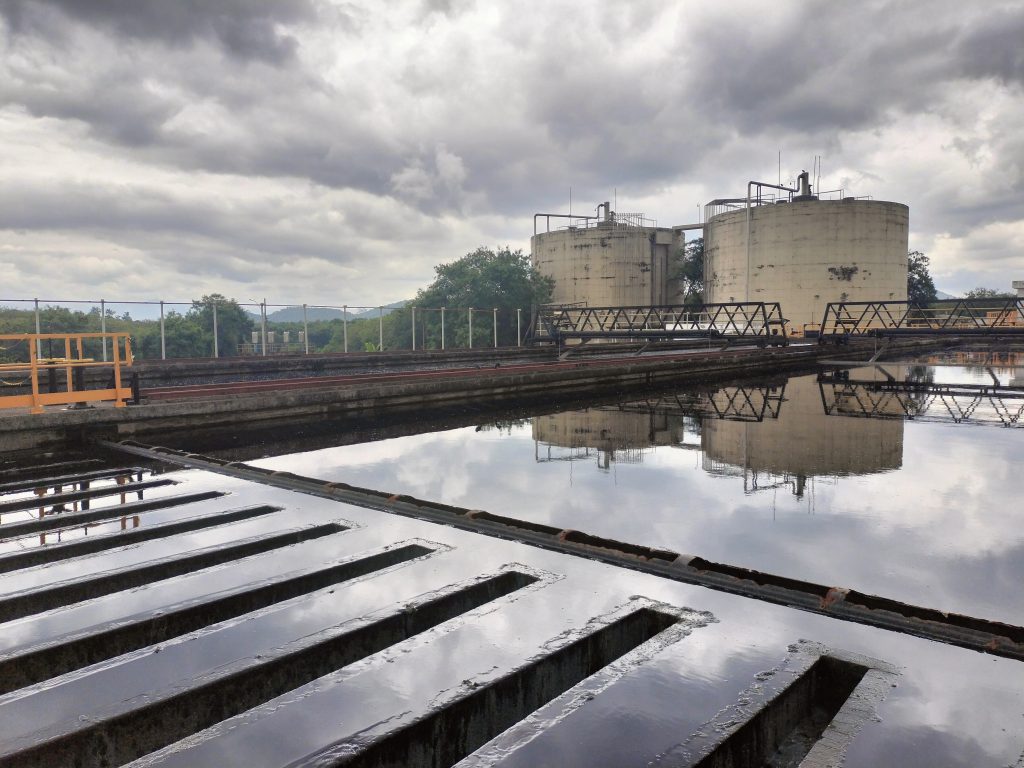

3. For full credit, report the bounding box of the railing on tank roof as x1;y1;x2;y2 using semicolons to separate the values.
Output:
702;190;872;221
534;212;657;234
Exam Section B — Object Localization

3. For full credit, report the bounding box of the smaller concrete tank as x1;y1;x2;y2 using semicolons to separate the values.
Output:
531;206;678;307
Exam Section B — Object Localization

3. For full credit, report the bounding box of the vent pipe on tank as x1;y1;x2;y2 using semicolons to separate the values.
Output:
794;171;818;202
798;171;811;197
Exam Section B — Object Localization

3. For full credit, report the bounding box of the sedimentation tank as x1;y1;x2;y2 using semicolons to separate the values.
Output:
531;205;677;306
704;177;909;331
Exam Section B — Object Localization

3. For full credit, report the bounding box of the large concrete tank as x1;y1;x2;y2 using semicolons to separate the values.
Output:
531;208;677;306
704;198;909;330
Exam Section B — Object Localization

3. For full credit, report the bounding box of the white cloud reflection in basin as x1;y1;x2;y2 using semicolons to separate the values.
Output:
252;367;1024;627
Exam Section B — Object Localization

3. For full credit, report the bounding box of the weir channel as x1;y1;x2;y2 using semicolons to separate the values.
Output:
0;344;1022;766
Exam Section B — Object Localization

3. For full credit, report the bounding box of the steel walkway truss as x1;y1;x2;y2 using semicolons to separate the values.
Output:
613;384;786;423
820;298;1024;339
818;371;1024;427
533;303;788;345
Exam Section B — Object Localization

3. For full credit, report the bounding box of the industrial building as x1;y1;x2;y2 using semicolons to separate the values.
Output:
531;173;910;334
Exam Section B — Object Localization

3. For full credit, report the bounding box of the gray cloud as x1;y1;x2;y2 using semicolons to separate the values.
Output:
0;0;318;64
1;0;1023;301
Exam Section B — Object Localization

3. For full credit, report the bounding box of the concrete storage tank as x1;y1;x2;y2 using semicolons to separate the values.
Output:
704;177;909;332
531;204;677;306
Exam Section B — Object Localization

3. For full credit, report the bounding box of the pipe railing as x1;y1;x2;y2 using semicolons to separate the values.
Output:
0;332;134;414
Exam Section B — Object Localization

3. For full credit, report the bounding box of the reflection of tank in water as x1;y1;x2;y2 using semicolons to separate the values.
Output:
703;373;904;486
532;408;691;468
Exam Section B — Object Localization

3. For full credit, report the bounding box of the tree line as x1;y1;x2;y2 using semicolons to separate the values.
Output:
3;242;1014;362
0;248;553;361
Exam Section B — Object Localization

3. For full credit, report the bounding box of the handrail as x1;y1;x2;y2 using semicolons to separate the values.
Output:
819;299;1024;338
0;332;134;414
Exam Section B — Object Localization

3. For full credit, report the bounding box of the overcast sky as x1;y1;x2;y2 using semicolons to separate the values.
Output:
1;0;1022;307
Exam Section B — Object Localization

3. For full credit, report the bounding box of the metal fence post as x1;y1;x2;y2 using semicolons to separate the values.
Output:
517;308;522;346
378;306;384;351
159;300;166;360
493;307;498;348
441;307;446;350
303;303;309;354
101;299;108;362
468;308;473;349
33;298;41;359
411;306;416;351
261;300;267;357
212;301;219;358
342;305;348;353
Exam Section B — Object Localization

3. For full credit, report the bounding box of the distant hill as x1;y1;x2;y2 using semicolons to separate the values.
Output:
935;290;956;300
248;300;409;323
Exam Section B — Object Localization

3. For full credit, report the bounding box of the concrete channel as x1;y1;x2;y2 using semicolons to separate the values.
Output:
1;339;1021;766
0;449;916;768
1;338;952;450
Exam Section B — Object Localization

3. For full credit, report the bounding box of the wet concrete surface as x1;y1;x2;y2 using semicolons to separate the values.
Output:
0;351;1022;766
0;454;1020;766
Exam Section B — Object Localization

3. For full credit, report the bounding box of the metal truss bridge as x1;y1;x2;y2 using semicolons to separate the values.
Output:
819;298;1024;340
532;303;788;346
612;384;786;423
818;369;1024;427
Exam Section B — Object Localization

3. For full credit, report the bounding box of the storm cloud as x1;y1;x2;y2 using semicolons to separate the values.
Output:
1;0;1022;304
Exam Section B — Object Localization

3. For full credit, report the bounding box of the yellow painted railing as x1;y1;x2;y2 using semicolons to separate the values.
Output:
0;333;134;414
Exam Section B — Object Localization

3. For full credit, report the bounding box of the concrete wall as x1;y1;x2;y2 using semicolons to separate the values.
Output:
702;373;904;477
704;200;909;329
531;224;676;306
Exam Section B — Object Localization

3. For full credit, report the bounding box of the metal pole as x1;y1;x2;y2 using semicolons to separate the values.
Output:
493;307;498;348
33;298;41;359
101;299;108;362
212;301;219;358
303;304;309;354
468;308;473;349
342;305;348;353
441;307;446;350
261;299;267;357
378;306;384;350
159;300;166;360
517;308;522;346
411;306;416;351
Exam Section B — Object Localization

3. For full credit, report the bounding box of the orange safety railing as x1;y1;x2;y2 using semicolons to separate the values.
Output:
0;333;134;414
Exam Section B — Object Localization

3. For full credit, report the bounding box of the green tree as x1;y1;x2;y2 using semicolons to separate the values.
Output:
138;311;204;359
675;237;704;306
907;251;937;304
964;287;1015;299
397;246;553;348
188;294;254;357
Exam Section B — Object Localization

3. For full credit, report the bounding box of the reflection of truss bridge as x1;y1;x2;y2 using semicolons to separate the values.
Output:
532;302;788;345
614;385;786;423
818;372;1024;427
820;298;1024;339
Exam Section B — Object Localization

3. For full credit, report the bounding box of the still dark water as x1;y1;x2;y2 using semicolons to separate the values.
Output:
255;354;1024;626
